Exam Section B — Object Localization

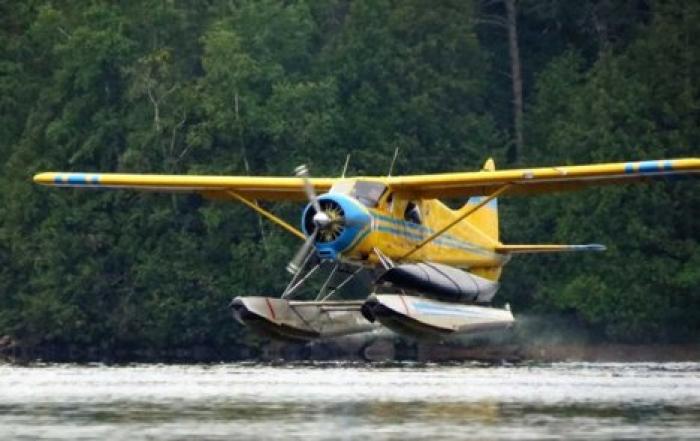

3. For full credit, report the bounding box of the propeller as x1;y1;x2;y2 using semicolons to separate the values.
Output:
286;229;318;275
295;165;322;217
286;165;347;275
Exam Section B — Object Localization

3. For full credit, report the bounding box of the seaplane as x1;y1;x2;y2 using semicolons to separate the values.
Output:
34;157;700;341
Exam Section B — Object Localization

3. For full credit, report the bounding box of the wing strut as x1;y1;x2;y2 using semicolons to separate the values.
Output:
225;190;305;240
398;184;513;261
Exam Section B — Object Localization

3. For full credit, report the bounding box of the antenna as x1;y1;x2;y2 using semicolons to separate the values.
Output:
341;154;351;178
387;147;400;176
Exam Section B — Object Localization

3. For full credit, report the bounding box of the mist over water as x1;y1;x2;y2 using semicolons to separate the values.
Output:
1;362;699;440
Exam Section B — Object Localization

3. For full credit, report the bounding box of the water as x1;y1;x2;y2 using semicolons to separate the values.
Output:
1;362;699;440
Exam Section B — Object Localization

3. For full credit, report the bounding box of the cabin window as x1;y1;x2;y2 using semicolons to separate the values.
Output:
404;201;422;224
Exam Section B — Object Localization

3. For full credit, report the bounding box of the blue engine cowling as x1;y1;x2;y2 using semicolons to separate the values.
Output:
301;193;371;260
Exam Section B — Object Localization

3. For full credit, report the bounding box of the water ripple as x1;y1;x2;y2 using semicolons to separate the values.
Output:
1;362;699;440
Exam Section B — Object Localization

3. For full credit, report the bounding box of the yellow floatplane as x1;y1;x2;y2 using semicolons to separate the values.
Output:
34;157;700;341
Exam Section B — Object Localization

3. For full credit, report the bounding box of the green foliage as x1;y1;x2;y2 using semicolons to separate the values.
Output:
499;1;700;342
0;0;698;356
324;0;502;174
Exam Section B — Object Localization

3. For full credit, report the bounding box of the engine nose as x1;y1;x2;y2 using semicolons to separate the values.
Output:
301;193;371;260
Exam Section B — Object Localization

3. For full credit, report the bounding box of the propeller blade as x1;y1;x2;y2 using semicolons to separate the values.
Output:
295;164;322;214
286;229;318;275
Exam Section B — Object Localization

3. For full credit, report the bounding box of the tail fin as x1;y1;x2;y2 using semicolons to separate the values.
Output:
459;158;499;241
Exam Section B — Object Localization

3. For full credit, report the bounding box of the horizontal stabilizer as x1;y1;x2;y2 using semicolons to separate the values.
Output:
495;244;606;254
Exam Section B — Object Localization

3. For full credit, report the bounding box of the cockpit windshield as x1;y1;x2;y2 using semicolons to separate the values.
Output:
329;180;354;196
353;181;387;207
329;180;387;208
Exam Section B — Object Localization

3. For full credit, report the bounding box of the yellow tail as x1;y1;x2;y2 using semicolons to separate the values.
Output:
454;158;502;281
459;158;499;242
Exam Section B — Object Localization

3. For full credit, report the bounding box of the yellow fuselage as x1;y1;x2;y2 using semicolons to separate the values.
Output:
344;196;506;281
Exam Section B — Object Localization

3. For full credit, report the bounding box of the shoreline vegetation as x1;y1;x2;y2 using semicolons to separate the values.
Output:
1;1;699;359
4;342;700;365
3;331;700;364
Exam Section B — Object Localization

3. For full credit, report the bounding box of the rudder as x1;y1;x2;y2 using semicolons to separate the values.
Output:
460;158;499;242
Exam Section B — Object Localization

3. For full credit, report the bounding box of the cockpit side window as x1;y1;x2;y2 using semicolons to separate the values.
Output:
385;193;394;213
404;201;422;224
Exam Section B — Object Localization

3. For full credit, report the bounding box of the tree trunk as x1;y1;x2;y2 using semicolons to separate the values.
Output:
505;0;524;162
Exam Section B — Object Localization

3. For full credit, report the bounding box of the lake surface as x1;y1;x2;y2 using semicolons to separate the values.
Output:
1;362;699;440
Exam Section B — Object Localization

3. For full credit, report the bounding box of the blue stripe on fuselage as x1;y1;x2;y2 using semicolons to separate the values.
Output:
373;222;498;258
373;212;431;234
372;212;489;249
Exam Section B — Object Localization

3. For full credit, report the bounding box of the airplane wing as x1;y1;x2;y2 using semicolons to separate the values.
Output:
33;158;700;201
33;172;335;201
385;158;700;198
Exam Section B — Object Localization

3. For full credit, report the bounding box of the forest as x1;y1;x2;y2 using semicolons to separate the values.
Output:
0;0;699;360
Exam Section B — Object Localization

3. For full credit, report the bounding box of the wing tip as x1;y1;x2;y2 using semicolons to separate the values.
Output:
33;172;103;187
33;172;55;185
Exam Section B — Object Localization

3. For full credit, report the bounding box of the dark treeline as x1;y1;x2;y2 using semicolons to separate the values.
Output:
1;0;698;359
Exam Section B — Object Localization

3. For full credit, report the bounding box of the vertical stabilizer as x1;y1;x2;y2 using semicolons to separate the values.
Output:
459;158;499;242
458;158;501;281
